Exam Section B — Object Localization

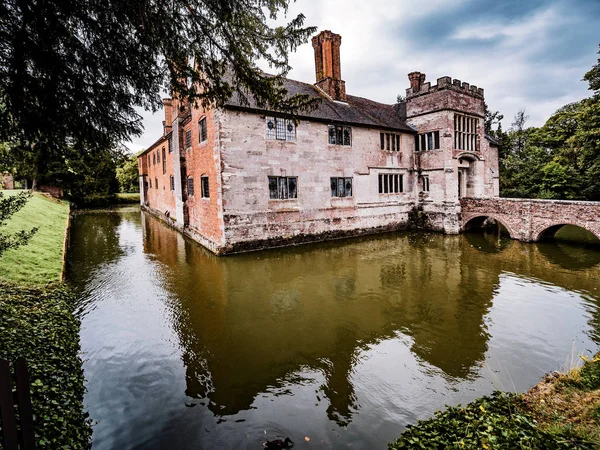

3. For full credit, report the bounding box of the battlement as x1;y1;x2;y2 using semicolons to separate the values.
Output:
406;72;484;99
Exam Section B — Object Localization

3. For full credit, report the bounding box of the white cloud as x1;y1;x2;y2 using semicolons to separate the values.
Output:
126;0;598;152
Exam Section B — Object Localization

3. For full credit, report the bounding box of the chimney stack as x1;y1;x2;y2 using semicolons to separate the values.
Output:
408;72;426;93
163;98;173;136
312;30;347;102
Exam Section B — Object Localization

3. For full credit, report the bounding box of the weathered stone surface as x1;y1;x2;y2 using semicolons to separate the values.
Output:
461;198;600;241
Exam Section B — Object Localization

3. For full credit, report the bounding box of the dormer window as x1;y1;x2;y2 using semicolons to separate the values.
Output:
266;116;295;141
328;125;351;146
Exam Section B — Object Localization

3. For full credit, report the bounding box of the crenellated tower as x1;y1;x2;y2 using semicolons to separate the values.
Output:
405;72;499;234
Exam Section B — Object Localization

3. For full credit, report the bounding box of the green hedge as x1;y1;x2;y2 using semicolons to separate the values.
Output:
388;392;594;450
0;283;92;449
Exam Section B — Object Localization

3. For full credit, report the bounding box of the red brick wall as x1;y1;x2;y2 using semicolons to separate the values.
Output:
144;137;176;216
184;105;223;244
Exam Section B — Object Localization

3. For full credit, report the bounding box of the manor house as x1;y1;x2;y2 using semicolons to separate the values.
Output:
138;30;499;255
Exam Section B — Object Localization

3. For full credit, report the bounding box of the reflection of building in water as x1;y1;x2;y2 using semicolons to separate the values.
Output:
141;213;502;425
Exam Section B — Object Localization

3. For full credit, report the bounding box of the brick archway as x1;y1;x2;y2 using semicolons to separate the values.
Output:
462;214;516;239
460;198;600;242
533;223;600;242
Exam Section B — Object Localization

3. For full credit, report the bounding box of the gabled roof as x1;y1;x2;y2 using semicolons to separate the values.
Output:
224;77;415;133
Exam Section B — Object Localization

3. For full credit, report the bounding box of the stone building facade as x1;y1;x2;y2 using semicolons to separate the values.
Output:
138;30;499;255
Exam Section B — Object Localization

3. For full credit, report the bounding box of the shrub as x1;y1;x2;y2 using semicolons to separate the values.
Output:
0;283;92;449
388;392;594;449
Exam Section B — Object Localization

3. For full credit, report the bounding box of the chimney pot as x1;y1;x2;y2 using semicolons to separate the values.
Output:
408;72;426;93
312;30;346;101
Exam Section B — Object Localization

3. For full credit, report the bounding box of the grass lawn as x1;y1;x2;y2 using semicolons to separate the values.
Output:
116;192;140;203
0;190;70;285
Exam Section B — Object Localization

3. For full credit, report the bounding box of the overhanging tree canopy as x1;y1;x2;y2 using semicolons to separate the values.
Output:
0;0;316;156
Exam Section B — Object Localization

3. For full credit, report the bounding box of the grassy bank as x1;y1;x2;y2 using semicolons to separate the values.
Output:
0;190;70;285
388;355;600;449
116;192;140;204
0;190;91;448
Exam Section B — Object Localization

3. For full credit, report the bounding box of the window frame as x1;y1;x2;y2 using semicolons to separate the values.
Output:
185;129;192;150
378;173;403;194
162;147;166;174
330;177;353;198
199;117;207;143
415;131;440;152
187;177;194;196
170;175;175;191
454;114;480;151
265;116;296;141
380;132;402;151
421;175;430;192
201;176;210;199
268;176;298;200
328;124;352;146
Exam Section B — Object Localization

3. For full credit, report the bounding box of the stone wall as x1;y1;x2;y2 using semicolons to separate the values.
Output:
461;197;600;241
218;108;418;253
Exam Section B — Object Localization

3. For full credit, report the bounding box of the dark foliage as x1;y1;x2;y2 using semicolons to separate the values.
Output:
0;190;38;257
0;283;92;449
0;0;317;188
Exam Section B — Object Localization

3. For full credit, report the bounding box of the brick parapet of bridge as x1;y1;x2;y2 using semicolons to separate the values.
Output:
460;197;600;242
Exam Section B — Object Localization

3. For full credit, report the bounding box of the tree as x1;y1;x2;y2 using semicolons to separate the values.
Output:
116;155;140;193
0;0;317;188
0;191;38;258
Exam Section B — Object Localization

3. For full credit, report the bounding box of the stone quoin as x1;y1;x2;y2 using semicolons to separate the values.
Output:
140;29;551;255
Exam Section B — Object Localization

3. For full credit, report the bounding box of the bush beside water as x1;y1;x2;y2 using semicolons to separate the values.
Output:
388;355;600;449
0;283;92;449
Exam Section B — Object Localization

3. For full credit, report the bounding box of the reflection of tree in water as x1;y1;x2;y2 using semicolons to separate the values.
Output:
68;211;127;287
537;241;600;271
140;215;600;427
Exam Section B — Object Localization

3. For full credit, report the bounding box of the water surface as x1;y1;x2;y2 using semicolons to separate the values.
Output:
67;207;600;449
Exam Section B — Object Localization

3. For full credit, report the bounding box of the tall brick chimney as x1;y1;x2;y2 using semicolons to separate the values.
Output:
163;98;173;136
312;30;347;102
408;72;426;93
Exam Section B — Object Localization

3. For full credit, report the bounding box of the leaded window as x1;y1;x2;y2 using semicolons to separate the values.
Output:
170;175;175;191
185;130;192;149
168;135;173;153
201;176;209;198
187;177;194;196
330;177;353;197
268;176;297;199
265;116;296;141
378;173;403;194
328;125;352;146
454;115;479;151
199;117;207;142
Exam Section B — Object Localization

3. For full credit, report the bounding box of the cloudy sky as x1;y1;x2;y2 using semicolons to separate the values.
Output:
125;0;600;153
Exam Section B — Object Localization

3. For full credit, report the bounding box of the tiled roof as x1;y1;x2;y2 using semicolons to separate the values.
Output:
224;77;415;133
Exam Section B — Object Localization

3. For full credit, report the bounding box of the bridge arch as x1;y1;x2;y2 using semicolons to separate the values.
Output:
535;223;600;243
462;215;515;239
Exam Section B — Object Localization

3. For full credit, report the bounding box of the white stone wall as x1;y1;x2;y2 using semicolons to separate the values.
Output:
217;109;418;249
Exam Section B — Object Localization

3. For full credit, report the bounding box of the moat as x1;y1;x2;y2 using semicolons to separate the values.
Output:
67;206;600;449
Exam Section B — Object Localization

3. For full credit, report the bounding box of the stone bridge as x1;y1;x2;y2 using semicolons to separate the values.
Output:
460;198;600;242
